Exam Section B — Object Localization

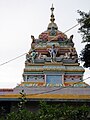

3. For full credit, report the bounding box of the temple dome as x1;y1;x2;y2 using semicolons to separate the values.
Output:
39;4;68;41
47;22;58;30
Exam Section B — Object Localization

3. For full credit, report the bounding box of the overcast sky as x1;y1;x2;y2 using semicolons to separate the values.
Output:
0;0;90;88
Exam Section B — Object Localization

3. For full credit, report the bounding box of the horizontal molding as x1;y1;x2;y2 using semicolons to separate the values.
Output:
0;94;90;100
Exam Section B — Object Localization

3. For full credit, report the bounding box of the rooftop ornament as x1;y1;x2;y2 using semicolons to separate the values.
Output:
50;4;55;23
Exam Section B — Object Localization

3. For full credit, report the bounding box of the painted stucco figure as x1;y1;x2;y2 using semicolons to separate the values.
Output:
49;44;57;62
31;50;37;63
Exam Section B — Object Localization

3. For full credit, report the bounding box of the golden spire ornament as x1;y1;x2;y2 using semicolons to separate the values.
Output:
50;4;55;23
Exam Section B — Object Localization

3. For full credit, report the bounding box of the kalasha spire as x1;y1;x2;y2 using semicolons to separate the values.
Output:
47;4;58;30
50;4;55;23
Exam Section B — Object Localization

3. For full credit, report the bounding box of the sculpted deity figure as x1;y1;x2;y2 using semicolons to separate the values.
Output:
49;44;57;62
31;50;37;63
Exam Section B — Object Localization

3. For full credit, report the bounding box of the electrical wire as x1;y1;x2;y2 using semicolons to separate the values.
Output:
83;77;90;81
0;53;26;66
64;23;79;33
0;16;89;67
20;77;90;97
0;23;79;67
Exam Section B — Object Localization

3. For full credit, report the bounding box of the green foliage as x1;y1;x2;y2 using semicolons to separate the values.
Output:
80;44;90;67
6;109;36;120
37;101;62;120
77;10;90;43
77;10;90;67
38;103;90;120
0;106;6;117
18;90;27;111
0;101;90;120
0;90;90;120
61;104;90;120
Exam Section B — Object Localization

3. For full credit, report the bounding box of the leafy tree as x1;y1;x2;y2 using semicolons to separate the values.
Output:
0;90;90;120
77;10;90;43
77;10;90;67
6;109;36;120
38;101;63;120
18;90;27;111
80;44;90;67
0;101;90;120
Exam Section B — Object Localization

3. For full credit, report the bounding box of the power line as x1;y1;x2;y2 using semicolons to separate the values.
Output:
20;77;90;97
0;16;89;67
83;77;90;81
19;76;90;98
0;53;26;67
64;23;79;33
48;16;90;42
36;78;89;95
0;23;79;67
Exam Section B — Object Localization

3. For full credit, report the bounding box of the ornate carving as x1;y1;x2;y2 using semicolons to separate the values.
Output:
26;50;38;63
50;27;56;36
31;35;35;43
30;50;38;63
48;44;57;62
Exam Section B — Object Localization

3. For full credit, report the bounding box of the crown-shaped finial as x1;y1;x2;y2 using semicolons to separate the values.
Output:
50;4;55;23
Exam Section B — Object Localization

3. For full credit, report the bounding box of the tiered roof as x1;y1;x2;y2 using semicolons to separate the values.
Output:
0;5;90;101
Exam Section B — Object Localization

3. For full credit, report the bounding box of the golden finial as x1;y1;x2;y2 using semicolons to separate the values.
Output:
50;4;55;23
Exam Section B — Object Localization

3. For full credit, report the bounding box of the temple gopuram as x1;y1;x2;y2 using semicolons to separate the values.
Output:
0;5;90;112
22;5;87;88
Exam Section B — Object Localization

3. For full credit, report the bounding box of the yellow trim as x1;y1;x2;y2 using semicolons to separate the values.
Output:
64;82;85;84
24;69;43;72
0;94;90;99
45;62;63;65
64;63;80;66
24;69;84;72
44;69;83;72
25;63;44;66
22;82;45;84
24;67;84;72
65;69;84;72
